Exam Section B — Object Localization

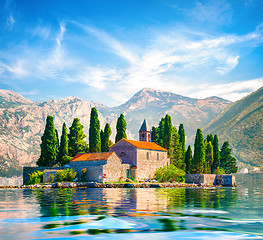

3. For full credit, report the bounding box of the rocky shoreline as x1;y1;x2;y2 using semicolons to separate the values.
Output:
0;182;229;189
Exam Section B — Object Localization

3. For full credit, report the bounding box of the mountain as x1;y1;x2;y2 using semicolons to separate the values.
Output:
97;88;231;140
204;86;263;169
0;88;230;177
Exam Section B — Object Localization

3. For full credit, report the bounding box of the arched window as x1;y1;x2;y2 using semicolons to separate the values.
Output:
157;153;159;160
147;152;149;159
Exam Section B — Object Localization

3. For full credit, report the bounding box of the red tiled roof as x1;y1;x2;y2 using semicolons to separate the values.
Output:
121;139;168;152
71;152;114;162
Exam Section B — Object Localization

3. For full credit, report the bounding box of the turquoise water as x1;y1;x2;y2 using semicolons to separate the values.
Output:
0;174;263;239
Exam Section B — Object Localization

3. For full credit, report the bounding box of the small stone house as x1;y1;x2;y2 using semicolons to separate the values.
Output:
109;120;169;181
69;152;129;183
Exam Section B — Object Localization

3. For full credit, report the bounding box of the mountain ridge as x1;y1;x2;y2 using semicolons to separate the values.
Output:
204;86;263;169
0;88;231;177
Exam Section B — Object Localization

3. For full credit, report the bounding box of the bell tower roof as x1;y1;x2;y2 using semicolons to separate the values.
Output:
139;119;151;132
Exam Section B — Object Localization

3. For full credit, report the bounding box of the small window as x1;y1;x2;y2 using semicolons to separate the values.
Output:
157;153;159;160
147;152;149;159
120;152;125;156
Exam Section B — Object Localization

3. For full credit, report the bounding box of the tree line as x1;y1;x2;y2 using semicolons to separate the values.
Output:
37;110;237;174
151;114;237;174
37;108;127;167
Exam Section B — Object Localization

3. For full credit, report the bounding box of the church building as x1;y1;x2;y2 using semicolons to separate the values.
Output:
109;119;170;181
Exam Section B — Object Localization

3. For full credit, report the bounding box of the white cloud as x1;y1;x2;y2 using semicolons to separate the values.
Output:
75;23;139;64
7;14;15;29
30;26;51;39
1;17;263;106
186;79;263;101
78;66;121;90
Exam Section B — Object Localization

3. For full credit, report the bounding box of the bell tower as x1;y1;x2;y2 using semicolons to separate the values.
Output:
139;119;151;142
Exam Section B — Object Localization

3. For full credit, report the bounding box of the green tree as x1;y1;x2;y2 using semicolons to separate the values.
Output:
170;127;185;170
206;134;214;143
192;128;206;173
151;126;159;143
57;122;69;165
212;134;220;173
205;141;213;173
55;129;59;149
220;141;238;174
164;114;173;153
100;129;104;152
68;118;87;156
185;145;192;174
101;123;112;152
157;117;165;147
115;114;127;143
178;124;186;155
37;116;58;167
89;107;101;152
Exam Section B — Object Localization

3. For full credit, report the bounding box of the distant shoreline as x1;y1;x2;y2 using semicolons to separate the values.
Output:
0;182;234;189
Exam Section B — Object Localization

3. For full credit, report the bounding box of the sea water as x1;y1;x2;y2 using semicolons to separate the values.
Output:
0;174;262;239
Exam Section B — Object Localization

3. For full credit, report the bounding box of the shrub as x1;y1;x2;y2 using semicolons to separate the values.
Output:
214;167;225;175
26;170;43;185
154;164;185;183
61;156;73;165
55;168;77;182
56;170;67;182
49;174;55;183
81;168;87;182
65;168;77;181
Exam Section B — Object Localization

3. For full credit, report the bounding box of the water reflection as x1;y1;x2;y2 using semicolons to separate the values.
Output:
28;187;238;218
0;174;262;239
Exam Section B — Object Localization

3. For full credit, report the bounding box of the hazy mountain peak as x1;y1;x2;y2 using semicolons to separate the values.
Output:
59;96;82;104
0;89;33;108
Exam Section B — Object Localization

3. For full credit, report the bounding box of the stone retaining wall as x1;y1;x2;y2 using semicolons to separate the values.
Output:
185;174;236;186
23;167;63;184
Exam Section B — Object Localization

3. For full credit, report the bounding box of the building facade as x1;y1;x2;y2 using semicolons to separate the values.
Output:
109;139;169;181
69;152;129;183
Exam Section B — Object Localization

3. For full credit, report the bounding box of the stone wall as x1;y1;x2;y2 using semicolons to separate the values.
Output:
69;153;128;183
103;154;129;182
136;149;169;181
69;160;105;182
109;141;137;165
185;174;236;186
23;167;62;184
43;170;60;183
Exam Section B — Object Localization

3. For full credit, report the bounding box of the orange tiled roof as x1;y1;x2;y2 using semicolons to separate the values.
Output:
122;139;168;152
71;152;114;162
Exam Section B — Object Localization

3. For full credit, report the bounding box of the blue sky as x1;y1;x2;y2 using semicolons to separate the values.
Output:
0;0;263;106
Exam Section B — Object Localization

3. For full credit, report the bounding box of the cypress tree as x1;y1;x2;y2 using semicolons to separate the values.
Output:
212;134;220;173
102;123;112;152
205;141;213;173
185;145;192;174
164;114;173;153
100;129;104;152
220;141;237;174
157;117;165;147
192;128;206;173
68;118;87;156
151;126;159;143
115;114;127;143
37;116;58;167
206;134;214;143
171;127;185;170
55;129;59;149
57;122;68;164
89;107;101;152
178;124;186;155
